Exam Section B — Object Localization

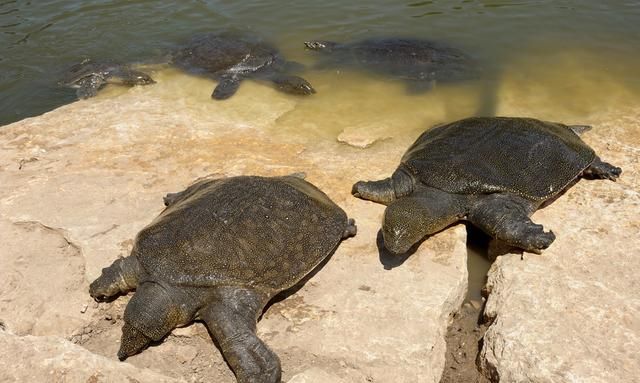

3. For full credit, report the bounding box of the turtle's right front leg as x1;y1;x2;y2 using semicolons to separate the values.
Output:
89;256;142;302
352;169;414;205
468;194;555;254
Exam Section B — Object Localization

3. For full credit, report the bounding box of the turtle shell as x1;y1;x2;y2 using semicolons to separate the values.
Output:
133;176;348;292
172;33;278;77
401;117;596;201
132;176;347;290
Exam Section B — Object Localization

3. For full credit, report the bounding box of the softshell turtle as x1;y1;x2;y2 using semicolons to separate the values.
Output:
90;175;356;383
304;37;478;92
172;33;315;99
60;59;155;99
352;117;621;254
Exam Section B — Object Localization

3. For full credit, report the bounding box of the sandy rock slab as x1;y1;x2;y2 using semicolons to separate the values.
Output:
478;110;640;382
0;87;469;382
0;331;182;383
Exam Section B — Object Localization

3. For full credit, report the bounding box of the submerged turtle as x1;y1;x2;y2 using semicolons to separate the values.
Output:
90;175;356;383
352;117;621;254
172;33;315;99
304;37;478;92
60;59;155;99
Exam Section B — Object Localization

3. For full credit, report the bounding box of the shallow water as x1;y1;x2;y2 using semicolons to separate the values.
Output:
1;1;640;126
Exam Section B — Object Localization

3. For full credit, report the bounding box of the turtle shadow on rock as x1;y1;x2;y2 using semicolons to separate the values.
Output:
377;229;427;270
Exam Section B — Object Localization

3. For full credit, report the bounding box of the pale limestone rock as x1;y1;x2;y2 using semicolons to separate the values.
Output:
0;331;183;383
476;64;640;382
287;367;347;383
0;80;469;382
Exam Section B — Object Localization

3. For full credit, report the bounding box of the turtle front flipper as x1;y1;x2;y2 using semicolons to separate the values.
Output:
352;169;415;205
89;256;142;301
213;75;242;100
468;194;555;254
202;287;279;383
267;73;315;96
75;75;106;99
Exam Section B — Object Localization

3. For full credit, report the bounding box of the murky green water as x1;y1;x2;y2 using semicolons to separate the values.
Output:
1;1;640;125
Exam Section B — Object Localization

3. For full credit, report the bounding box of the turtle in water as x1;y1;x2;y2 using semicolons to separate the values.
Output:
172;33;315;99
60;59;155;99
352;117;621;255
304;37;478;92
89;175;356;383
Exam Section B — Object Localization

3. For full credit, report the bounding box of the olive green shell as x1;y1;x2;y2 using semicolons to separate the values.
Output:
401;117;596;201
133;176;347;292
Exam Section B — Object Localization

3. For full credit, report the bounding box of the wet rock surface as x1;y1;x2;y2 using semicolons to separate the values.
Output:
0;79;468;382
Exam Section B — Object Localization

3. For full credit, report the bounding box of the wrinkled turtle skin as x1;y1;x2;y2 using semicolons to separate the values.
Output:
60;59;155;99
172;32;315;99
90;175;356;383
352;117;621;255
304;37;478;92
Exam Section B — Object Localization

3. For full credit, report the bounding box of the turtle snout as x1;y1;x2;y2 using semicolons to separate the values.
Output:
136;74;156;85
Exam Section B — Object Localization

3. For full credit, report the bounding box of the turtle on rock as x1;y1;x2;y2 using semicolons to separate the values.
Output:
90;175;356;383
60;59;155;99
304;37;478;92
352;117;621;255
172;32;315;99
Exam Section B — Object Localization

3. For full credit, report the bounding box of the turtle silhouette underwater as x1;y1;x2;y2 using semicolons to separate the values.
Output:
304;37;478;93
60;59;155;99
89;175;356;383
172;32;315;99
352;117;621;255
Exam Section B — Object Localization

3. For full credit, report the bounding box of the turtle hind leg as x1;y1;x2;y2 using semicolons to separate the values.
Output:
89;256;141;302
582;156;622;181
343;218;357;239
468;194;555;254
202;287;279;383
212;75;242;100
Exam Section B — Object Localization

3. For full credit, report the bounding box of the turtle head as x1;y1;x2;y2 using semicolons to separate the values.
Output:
124;71;156;86
119;282;189;360
304;40;338;52
383;196;455;255
118;322;152;361
271;74;316;95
